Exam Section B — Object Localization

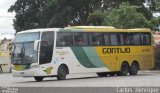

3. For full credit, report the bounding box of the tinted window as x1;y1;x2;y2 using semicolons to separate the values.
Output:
56;32;73;46
89;33;104;46
141;33;151;45
55;32;151;46
122;33;130;45
73;32;88;46
132;33;141;45
104;33;111;45
117;33;124;45
110;33;118;45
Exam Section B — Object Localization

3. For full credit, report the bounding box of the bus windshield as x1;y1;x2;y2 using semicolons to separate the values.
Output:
15;32;40;42
12;32;40;65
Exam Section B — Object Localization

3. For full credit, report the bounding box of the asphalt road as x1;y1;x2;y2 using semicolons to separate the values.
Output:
0;70;160;87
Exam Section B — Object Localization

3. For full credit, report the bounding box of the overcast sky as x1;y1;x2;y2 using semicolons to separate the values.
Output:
0;0;16;37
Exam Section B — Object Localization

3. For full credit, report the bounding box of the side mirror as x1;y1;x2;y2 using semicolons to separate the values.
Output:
34;40;41;51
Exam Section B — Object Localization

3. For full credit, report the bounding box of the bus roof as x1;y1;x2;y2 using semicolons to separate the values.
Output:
63;26;151;32
17;28;61;34
67;26;115;29
16;26;151;34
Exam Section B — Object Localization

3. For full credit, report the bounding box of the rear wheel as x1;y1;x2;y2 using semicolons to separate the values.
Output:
115;72;121;76
119;62;129;76
97;72;108;77
34;77;44;82
109;72;115;76
129;62;139;75
57;65;67;80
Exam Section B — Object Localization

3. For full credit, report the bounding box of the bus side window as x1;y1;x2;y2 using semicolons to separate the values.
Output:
89;33;104;46
143;36;147;44
65;36;73;46
56;32;73;46
129;34;134;45
141;33;151;45
117;33;124;45
104;33;111;45
110;33;118;45
132;33;141;45
123;33;130;45
73;32;88;46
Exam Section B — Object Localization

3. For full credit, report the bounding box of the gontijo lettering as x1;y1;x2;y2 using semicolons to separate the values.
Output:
102;48;130;54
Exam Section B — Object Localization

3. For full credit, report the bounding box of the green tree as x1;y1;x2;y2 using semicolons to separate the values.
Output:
87;10;105;25
8;0;160;32
9;0;103;31
8;0;47;32
103;2;152;29
40;0;102;27
87;2;152;29
146;0;160;12
150;17;160;30
102;0;153;20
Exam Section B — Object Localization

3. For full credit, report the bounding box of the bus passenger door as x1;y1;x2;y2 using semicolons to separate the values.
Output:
39;32;54;65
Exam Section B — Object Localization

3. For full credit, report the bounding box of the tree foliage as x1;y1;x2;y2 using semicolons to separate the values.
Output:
8;0;47;32
103;0;153;19
8;0;160;32
87;10;105;26
145;0;160;12
40;0;102;28
102;2;151;29
9;0;103;31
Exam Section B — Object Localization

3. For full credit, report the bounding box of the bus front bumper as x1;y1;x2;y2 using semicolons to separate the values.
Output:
12;69;41;77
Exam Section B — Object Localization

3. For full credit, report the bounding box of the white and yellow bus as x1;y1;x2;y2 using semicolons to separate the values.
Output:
11;26;154;81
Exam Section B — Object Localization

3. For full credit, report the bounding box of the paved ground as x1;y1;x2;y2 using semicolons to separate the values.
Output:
0;70;160;87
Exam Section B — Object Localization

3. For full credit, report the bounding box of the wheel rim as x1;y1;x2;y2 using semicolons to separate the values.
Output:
131;63;138;73
60;68;66;76
58;66;66;79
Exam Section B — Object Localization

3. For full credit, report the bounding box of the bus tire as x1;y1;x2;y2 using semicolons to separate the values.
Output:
116;72;121;76
97;72;108;77
120;62;129;76
57;65;67;80
34;77;44;82
129;62;139;75
109;72;115;76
